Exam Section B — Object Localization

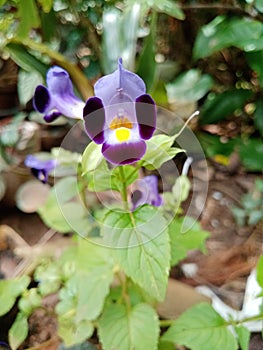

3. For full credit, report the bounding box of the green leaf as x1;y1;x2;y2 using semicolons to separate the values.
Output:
38;177;91;234
254;98;263;136
162;302;238;350
101;206;170;301
17;0;40;38
37;0;53;12
0;276;30;316
152;0;185;20
169;217;209;266
81;143;103;175
256;255;263;288
5;43;48;76
137;28;156;91
111;166;138;192
98;303;159;350
238;138;263;171
166;69;213;103
235;326;250;350
246;51;263;88
58;342;97;350
193;16;263;60
200;90;252;124
58;318;93;347
255;0;263;13
34;262;62;296
18;288;42;316
18;69;43;105
76;239;115;321
142;134;184;170
9;312;28;350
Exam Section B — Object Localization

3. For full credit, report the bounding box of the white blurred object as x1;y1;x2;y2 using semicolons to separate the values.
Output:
197;268;262;332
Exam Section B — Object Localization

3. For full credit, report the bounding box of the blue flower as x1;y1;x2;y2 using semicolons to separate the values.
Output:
83;59;156;165
131;175;163;210
33;66;85;122
25;155;57;184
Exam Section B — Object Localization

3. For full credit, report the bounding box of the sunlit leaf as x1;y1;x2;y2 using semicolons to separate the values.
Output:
101;206;170;301
98;303;159;350
142;134;184;170
0;276;30;316
169;217;209;266
162;303;238;350
9;313;28;350
235;325;250;350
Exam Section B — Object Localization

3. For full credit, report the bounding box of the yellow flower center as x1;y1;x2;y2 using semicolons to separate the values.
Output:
115;127;131;142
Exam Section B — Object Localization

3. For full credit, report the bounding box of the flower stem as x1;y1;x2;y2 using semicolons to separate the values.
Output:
119;166;129;211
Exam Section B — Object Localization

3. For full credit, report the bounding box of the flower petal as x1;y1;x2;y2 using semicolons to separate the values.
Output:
135;94;156;140
102;140;146;165
83;97;105;144
47;66;74;95
131;175;162;210
94;59;146;106
33;85;51;113
43;111;61;123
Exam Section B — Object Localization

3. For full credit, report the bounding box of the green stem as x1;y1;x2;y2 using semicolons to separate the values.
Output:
118;166;129;211
116;271;131;312
9;38;94;100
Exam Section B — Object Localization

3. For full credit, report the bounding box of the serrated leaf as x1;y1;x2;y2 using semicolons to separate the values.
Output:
142;134;184;170
166;69;213;103
9;312;28;350
193;16;263;60
98;303;159;350
162;302;238;350
235;326;250;350
111;165;138;192
76;267;114;322
169;217;209;266
101;206;170;301
0;276;30;316
76;239;115;321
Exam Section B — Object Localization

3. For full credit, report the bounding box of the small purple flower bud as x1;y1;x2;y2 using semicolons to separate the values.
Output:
25;155;57;184
131;175;163;210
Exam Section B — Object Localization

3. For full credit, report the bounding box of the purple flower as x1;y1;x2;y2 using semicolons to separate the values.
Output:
33;66;85;122
25;155;57;184
131;175;163;211
83;59;156;165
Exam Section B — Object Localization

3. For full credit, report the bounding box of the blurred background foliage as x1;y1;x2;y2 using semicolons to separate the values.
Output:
0;0;263;172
